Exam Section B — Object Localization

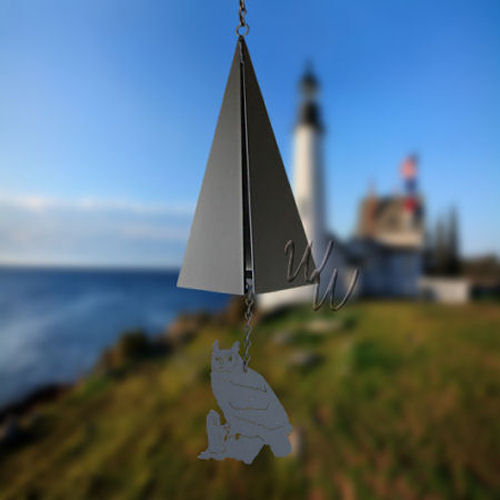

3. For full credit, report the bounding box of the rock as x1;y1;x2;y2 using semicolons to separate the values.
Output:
0;416;20;447
165;312;210;346
94;349;115;374
216;297;246;327
289;426;306;459
116;330;150;359
94;329;165;373
307;319;342;334
313;404;333;427
272;330;295;345
95;329;151;372
27;411;42;429
0;384;68;424
288;351;323;370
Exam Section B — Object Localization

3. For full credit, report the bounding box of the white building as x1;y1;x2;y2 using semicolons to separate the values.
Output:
261;68;427;310
349;189;425;297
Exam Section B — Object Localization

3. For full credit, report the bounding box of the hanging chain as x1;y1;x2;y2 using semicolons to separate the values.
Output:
236;0;249;36
242;278;255;372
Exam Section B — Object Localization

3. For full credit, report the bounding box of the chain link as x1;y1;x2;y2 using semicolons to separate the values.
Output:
242;278;255;372
236;0;249;36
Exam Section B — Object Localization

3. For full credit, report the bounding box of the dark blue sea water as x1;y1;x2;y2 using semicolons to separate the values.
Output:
0;267;229;409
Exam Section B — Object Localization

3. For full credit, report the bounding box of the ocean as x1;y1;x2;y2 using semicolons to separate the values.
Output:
0;267;229;409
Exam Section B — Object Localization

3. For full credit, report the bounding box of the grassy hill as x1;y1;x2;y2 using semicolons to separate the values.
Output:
1;302;499;499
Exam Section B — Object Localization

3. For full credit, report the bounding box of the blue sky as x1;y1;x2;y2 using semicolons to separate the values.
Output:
0;0;499;267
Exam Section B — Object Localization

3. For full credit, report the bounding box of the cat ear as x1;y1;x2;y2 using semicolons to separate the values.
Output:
232;341;240;353
213;340;219;351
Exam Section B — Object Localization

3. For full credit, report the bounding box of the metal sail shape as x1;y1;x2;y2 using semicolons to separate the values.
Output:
177;37;313;295
177;44;244;295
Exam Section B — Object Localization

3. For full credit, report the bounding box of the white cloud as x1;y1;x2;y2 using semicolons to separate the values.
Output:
0;192;193;266
119;223;189;241
0;193;194;216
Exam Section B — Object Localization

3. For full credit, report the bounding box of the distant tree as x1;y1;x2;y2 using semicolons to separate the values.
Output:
446;207;461;275
463;255;500;282
423;227;434;274
434;218;448;274
428;208;462;276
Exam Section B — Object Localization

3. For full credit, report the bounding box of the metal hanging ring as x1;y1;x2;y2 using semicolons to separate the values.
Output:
236;23;249;36
236;0;249;36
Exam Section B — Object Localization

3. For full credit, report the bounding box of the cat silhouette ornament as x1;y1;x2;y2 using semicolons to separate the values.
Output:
198;340;292;464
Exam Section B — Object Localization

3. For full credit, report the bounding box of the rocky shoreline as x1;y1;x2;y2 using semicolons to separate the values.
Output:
0;297;250;447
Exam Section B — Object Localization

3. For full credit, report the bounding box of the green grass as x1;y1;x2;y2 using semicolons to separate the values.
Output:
1;302;499;499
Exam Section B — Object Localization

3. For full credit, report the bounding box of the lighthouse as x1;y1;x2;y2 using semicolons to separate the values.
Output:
294;66;327;267
260;66;329;309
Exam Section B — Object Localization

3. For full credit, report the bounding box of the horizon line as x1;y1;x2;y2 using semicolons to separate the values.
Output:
0;262;181;273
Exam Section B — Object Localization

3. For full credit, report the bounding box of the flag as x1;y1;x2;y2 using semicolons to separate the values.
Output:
401;154;417;179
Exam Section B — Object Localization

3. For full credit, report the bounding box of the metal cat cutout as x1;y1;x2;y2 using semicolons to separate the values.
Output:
198;341;292;464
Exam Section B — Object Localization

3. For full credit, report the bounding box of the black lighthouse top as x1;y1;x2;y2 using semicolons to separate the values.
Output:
296;64;323;131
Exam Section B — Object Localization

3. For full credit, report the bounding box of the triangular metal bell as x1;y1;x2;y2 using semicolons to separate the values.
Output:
178;37;314;295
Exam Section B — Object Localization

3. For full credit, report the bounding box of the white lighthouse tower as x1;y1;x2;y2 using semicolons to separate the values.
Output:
260;66;329;309
294;67;327;267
